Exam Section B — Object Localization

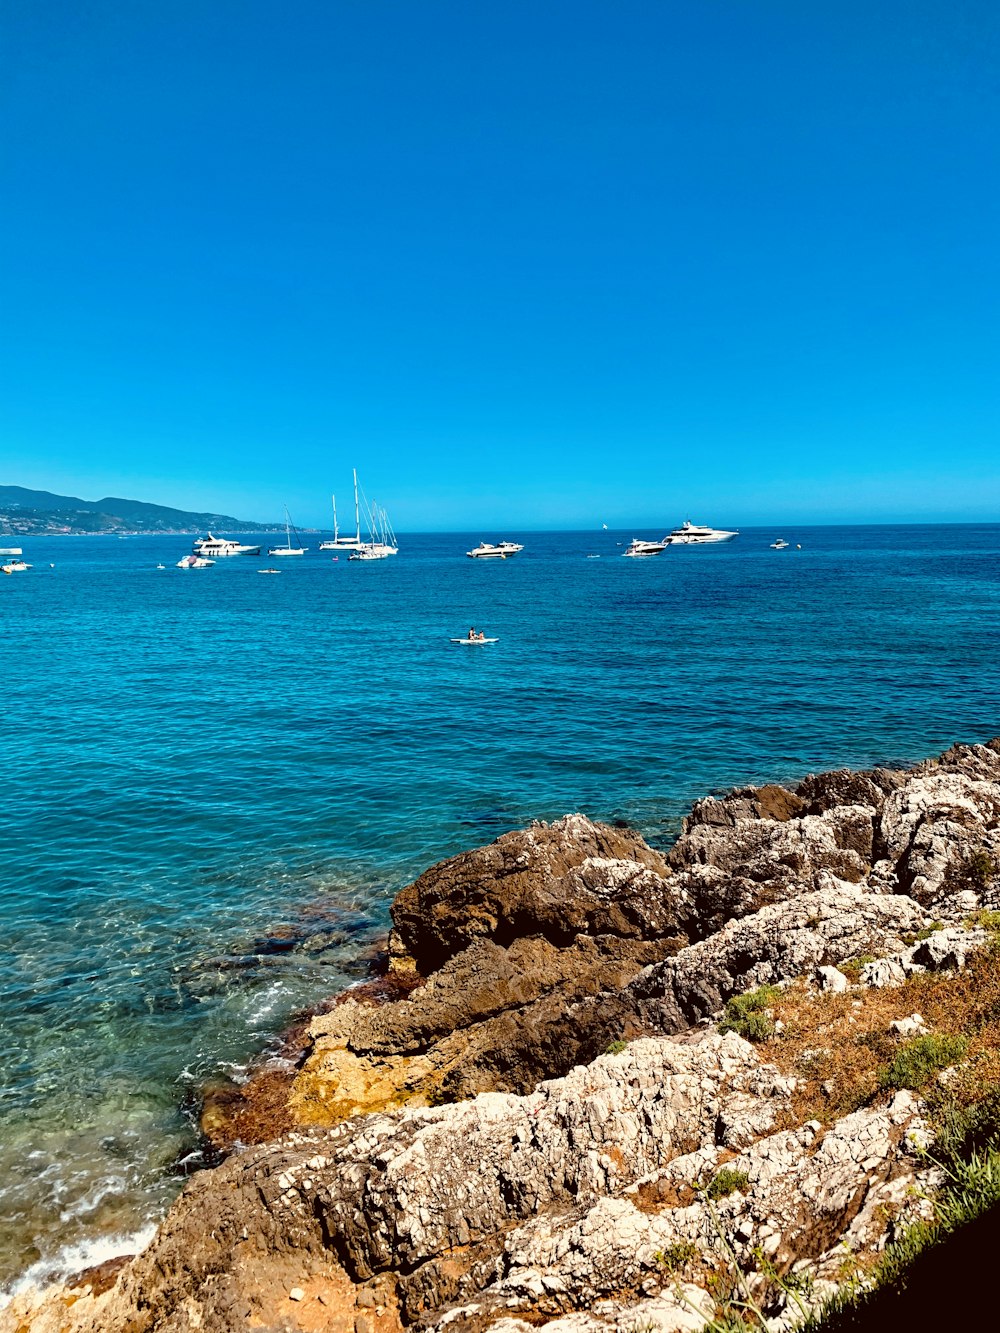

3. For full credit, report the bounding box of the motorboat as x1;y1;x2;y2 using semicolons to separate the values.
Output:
176;554;214;568
257;567;282;574
1;559;31;573
770;539;790;550
268;507;307;556
665;521;739;545
0;547;22;556
467;540;523;559
467;542;509;558
192;533;261;557
622;537;668;558
450;635;499;644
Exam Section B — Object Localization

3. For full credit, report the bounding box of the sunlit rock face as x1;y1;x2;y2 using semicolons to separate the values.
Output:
5;740;1000;1333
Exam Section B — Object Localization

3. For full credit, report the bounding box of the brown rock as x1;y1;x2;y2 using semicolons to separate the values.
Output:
389;813;677;973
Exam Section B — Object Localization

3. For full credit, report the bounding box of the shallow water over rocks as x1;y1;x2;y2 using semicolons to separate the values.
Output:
1;524;998;1290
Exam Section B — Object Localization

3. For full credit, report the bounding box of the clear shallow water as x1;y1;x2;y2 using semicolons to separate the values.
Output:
1;525;998;1288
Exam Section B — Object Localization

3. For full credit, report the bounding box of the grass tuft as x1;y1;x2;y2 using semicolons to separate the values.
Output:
877;1034;969;1092
719;985;782;1042
703;1167;750;1200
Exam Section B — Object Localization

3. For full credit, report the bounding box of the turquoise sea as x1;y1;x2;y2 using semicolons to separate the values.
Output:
1;525;999;1292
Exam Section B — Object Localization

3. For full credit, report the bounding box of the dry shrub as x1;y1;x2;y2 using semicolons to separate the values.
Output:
754;940;1000;1127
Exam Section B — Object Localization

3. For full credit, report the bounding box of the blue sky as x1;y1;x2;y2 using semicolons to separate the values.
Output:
1;1;998;529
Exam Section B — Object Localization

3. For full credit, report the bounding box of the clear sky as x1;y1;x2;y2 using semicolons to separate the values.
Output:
1;1;998;529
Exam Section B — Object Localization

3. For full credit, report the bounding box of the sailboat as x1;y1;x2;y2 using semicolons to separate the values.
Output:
268;506;307;556
349;488;399;560
319;470;367;553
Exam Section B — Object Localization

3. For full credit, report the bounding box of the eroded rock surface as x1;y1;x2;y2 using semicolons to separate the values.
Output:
6;740;1000;1333
208;815;692;1144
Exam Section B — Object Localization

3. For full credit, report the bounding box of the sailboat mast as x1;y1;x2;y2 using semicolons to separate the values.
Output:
332;494;338;542
284;506;292;549
353;468;360;543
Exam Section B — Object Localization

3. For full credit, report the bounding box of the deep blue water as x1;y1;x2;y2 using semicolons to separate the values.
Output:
1;525;998;1289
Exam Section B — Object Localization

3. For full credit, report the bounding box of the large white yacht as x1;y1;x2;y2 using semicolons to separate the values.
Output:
192;533;261;557
665;521;739;545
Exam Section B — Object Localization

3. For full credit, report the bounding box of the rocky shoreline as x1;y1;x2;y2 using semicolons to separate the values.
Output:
5;740;1000;1332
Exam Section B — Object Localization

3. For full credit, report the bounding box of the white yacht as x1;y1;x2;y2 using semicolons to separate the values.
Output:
268;507;307;556
467;541;518;559
622;537;668;558
176;554;214;568
0;547;22;556
192;533;261;557
665;521;739;545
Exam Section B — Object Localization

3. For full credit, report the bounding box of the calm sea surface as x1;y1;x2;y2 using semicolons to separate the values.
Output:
1;525;998;1290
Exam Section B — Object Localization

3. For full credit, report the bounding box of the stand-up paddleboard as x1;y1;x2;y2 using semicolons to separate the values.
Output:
450;637;499;644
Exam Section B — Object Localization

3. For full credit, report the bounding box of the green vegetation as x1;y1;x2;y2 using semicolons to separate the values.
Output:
962;849;997;890
797;1131;1000;1330
604;1039;629;1055
877;1034;969;1092
653;1240;700;1271
914;921;945;941
966;908;1000;933
718;985;782;1042
704;1167;750;1200
837;954;876;981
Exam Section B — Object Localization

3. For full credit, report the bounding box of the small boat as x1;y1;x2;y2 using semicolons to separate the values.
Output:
257;568;282;575
268;507;307;556
665;520;739;545
0;547;22;556
1;560;31;573
770;539;790;550
176;554;214;568
623;537;668;558
156;563;166;570
192;533;261;557
450;636;499;644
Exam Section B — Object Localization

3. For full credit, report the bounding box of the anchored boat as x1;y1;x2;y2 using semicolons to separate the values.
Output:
268;507;307;556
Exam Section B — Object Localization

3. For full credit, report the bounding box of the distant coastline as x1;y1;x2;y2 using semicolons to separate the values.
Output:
0;484;277;537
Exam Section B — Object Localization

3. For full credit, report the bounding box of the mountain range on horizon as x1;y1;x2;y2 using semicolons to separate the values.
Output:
0;485;275;536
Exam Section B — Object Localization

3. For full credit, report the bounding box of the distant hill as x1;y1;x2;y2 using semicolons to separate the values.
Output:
0;485;276;535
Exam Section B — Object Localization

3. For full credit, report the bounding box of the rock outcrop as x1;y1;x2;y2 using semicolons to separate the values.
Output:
207;816;692;1145
5;739;1000;1333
